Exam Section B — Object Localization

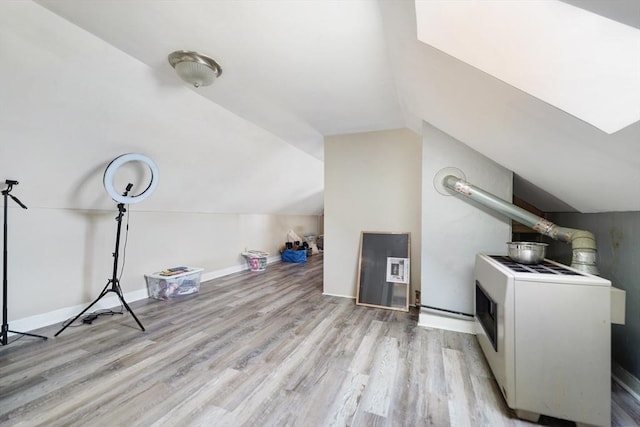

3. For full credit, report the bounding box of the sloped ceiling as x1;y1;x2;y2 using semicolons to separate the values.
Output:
8;1;640;214
379;0;640;212
2;2;327;215
414;1;640;134
34;0;404;161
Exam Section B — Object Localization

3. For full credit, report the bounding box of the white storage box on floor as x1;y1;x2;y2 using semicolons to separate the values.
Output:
145;267;204;300
242;250;269;272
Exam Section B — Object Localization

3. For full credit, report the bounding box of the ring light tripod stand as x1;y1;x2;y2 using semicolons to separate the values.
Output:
55;153;158;337
2;180;48;345
55;185;144;336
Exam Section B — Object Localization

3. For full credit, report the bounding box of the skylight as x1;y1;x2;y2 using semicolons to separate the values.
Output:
415;0;640;134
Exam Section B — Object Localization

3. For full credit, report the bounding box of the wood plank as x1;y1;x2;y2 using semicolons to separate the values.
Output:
442;347;478;427
359;336;399;417
0;254;637;426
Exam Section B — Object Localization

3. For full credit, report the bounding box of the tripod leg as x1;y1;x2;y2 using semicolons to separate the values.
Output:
113;282;145;331
54;282;111;337
7;330;48;341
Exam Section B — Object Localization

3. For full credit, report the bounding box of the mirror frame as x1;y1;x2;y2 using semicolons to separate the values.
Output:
356;231;410;312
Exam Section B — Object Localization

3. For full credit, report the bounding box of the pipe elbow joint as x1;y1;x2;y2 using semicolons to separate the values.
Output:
568;230;599;275
570;230;597;250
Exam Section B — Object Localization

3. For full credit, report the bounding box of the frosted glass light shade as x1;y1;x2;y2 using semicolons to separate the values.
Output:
168;50;222;88
174;61;215;87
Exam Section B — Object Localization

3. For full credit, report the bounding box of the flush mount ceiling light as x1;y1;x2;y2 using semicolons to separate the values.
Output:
168;50;222;88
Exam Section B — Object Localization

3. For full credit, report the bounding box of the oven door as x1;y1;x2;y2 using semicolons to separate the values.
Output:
474;254;515;407
476;281;497;351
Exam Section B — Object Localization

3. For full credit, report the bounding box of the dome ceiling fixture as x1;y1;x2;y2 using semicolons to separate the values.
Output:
168;50;222;88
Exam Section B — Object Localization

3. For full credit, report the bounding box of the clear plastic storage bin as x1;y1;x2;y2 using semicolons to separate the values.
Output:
145;267;204;300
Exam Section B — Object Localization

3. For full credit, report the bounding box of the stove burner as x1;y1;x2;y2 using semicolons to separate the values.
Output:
489;255;583;276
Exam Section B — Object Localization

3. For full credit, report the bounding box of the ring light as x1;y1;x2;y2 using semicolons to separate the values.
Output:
103;153;159;204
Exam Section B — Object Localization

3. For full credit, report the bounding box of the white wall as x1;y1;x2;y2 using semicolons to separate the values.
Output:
0;2;323;216
421;122;512;315
4;206;318;327
0;2;322;331
379;0;640;213
323;128;422;301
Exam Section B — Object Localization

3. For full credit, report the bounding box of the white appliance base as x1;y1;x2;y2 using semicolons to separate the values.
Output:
514;409;539;422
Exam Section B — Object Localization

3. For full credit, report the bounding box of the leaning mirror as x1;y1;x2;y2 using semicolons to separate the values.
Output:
356;231;410;312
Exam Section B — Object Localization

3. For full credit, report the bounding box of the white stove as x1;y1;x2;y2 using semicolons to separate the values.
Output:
474;253;612;426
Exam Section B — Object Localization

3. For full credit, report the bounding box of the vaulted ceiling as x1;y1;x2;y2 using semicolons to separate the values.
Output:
8;1;640;213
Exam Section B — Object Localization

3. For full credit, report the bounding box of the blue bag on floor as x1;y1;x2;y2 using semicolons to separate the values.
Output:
281;249;307;263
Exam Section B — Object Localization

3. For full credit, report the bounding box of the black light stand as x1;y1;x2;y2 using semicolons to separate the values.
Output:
55;184;145;337
2;180;48;345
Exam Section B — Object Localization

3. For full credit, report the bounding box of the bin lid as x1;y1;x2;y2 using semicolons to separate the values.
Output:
242;250;269;258
146;267;203;279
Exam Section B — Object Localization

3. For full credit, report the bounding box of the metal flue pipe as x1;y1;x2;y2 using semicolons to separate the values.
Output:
443;175;599;275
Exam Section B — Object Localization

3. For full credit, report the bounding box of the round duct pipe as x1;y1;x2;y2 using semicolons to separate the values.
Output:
441;174;599;275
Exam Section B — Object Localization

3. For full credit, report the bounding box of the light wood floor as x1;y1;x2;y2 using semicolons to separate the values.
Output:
1;254;639;426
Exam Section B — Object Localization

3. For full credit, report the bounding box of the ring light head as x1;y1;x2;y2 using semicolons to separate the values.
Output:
103;153;158;204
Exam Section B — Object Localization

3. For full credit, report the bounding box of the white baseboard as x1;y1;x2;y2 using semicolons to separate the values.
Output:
418;308;477;334
8;288;149;336
201;255;281;282
322;292;355;299
7;258;272;337
612;362;640;403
